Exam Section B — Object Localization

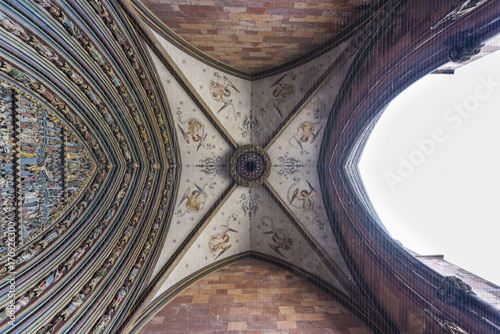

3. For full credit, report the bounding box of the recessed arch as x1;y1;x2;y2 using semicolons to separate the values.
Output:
320;1;500;332
359;49;500;287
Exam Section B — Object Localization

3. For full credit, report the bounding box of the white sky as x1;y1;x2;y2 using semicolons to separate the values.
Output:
359;50;500;285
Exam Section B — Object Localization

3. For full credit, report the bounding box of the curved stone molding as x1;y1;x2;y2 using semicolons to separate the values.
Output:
0;1;179;333
320;0;500;332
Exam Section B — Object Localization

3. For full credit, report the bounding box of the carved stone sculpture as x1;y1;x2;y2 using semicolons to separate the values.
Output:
446;30;484;63
437;276;475;306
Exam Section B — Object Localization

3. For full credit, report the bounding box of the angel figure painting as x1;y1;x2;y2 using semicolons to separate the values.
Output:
290;121;322;152
175;183;209;216
289;180;319;212
177;118;207;151
209;72;240;115
269;72;295;118
263;228;293;258
209;224;238;260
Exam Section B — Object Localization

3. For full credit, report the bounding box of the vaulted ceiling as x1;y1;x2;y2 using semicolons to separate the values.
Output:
1;0;500;334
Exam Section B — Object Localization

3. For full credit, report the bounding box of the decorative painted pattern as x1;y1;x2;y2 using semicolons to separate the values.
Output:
0;0;179;332
0;76;100;267
16;93;93;243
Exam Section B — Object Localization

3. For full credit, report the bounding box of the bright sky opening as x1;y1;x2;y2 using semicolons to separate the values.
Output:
359;50;500;286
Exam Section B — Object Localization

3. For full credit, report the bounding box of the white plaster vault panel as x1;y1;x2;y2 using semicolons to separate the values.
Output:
249;187;347;294
152;186;252;301
250;39;353;146
148;47;233;280
145;23;359;297
148;26;352;148
149;28;254;146
266;70;356;281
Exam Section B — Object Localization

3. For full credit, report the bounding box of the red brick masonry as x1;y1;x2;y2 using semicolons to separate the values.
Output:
139;258;372;333
142;0;374;73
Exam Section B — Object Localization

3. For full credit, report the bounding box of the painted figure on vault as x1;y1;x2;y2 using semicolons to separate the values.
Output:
60;294;85;320
291;122;322;152
177;183;207;213
209;225;238;260
0;90;93;245
177;118;207;151
210;72;239;115
0;12;29;40
33;268;63;296
263;228;293;258
91;315;111;334
289;180;319;212
23;155;56;180
111;287;128;310
270;73;295;118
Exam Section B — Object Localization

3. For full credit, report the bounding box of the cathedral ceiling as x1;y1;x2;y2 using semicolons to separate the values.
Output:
0;0;390;332
142;12;361;308
2;0;500;333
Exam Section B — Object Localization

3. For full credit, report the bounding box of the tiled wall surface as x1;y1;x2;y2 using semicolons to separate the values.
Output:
139;258;372;333
141;0;374;72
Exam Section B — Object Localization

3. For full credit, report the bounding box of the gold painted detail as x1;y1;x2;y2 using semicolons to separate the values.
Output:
230;145;271;187
0;79;95;254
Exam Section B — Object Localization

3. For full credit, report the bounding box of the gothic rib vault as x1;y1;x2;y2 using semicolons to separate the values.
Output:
1;0;500;333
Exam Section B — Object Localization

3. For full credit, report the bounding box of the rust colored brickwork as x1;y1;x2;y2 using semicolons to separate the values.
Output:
141;0;374;73
139;258;373;333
